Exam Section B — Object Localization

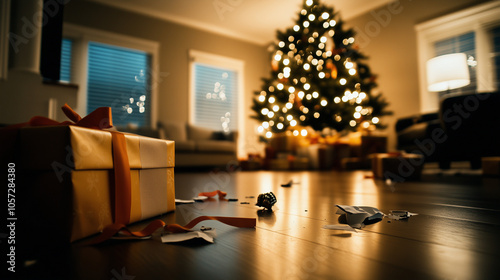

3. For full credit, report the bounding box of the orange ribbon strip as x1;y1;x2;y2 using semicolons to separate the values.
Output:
86;220;167;245
87;216;256;244
111;132;131;225
165;216;256;233
198;190;227;198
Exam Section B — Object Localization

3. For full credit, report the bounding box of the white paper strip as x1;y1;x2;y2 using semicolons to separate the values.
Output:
161;229;217;244
322;225;358;232
175;199;195;204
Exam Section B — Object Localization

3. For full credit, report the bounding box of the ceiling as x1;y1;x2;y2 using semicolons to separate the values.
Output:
87;0;393;45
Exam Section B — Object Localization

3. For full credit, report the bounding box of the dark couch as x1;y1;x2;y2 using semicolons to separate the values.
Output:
396;91;500;169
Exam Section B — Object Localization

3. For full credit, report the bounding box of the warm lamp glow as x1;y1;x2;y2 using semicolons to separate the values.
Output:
426;53;470;92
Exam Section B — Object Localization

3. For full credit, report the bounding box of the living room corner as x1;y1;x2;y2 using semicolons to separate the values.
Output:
1;0;500;279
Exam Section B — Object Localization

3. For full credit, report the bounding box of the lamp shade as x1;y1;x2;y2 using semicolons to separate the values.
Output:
426;53;470;92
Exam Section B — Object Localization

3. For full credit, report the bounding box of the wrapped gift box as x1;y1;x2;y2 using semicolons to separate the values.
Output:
482;157;500;176
290;157;309;170
12;125;175;242
269;158;290;170
299;144;335;170
371;153;424;181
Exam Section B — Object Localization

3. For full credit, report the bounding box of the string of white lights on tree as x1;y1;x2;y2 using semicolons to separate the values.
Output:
251;0;392;140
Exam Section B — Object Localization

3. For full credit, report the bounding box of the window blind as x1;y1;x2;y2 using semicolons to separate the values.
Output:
434;32;476;94
87;42;151;127
193;63;238;132
60;38;72;83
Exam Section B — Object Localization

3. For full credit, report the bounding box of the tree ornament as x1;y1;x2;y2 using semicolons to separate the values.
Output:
271;60;279;71
330;64;337;79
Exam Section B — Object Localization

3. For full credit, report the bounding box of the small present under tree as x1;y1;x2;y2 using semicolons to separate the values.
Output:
251;0;392;140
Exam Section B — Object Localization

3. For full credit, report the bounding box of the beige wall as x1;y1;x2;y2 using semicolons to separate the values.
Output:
63;1;270;157
347;0;489;150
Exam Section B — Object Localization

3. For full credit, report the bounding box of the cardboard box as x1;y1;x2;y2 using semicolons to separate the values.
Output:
371;153;424;181
10;125;175;242
269;158;290;170
482;157;500;176
290;157;309;170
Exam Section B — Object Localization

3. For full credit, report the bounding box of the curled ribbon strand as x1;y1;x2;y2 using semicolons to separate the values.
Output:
198;190;227;198
165;216;256;233
86;216;256;245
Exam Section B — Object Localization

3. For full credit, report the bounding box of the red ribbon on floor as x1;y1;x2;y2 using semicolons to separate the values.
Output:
86;220;167;245
198;190;227;198
86;216;256;245
165;216;256;233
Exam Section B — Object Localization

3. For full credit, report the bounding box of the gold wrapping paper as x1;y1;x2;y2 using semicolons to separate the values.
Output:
18;126;175;170
12;125;175;242
371;153;423;181
71;168;175;241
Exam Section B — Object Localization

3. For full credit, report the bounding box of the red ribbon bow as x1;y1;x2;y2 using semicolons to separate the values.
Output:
29;103;113;129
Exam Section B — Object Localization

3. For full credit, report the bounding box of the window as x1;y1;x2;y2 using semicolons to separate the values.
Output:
87;42;151;127
189;50;244;132
193;64;238;132
416;1;500;113
59;38;72;83
62;24;159;127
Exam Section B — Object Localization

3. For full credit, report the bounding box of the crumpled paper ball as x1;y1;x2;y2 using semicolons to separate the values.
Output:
256;192;277;211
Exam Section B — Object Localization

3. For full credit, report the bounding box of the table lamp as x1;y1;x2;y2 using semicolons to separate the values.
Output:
426;53;470;92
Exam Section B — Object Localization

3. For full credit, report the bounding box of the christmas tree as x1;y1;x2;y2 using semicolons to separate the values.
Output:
251;0;392;140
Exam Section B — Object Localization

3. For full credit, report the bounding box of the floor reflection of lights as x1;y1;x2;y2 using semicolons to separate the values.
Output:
241;171;385;278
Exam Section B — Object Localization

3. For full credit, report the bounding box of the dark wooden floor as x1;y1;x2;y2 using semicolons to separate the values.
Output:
10;169;500;280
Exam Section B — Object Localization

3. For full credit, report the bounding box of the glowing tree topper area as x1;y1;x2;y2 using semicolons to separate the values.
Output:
251;0;392;140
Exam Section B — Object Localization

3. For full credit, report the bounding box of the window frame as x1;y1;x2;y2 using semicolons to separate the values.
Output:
188;49;245;132
62;23;160;128
415;1;500;113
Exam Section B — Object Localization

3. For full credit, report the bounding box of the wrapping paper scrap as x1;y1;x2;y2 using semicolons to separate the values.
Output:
281;180;293;187
323;206;418;232
322;225;358;232
175;199;195;204
161;228;217;243
386;210;418;220
335;205;384;229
